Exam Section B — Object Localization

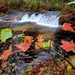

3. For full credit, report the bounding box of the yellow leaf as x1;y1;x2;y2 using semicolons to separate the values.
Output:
48;40;53;47
9;44;12;51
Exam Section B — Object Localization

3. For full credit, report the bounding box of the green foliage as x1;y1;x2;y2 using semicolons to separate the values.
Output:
20;69;26;74
67;65;72;72
27;66;33;71
0;28;12;42
42;41;49;50
16;34;24;38
0;0;74;12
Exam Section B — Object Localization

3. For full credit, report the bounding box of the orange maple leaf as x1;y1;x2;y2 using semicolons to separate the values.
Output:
35;41;42;50
0;50;12;60
0;44;13;61
37;34;43;41
35;34;43;50
15;36;33;52
60;40;75;53
62;23;75;32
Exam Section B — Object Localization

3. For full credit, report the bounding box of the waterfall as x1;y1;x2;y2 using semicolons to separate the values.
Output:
0;11;60;28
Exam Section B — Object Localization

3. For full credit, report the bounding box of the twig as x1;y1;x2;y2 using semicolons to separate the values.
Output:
50;48;75;69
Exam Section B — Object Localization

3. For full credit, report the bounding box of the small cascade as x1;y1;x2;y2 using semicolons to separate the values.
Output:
0;11;60;27
37;11;60;27
18;13;44;22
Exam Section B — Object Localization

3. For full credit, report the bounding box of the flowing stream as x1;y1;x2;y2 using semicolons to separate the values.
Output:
0;11;60;28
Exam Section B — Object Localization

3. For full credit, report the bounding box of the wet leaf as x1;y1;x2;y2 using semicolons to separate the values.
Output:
9;44;12;51
67;65;72;72
42;40;52;49
60;40;75;53
1;61;7;69
42;41;49;49
0;28;12;42
62;23;75;32
20;69;26;74
35;39;51;50
17;34;24;37
15;36;33;52
35;41;42;50
0;49;12;60
35;34;44;49
0;44;13;60
37;34;43;41
27;66;33;71
13;34;24;39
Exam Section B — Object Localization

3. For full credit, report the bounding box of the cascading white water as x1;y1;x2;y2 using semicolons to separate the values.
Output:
18;13;44;22
0;11;60;27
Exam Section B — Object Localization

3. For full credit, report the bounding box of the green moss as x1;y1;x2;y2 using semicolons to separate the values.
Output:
0;0;75;13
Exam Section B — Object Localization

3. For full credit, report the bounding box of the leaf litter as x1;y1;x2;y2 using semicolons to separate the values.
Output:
0;23;75;75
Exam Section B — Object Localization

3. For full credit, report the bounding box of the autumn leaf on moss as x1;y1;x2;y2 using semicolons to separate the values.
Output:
0;28;12;42
60;40;75;53
15;36;33;52
62;23;75;32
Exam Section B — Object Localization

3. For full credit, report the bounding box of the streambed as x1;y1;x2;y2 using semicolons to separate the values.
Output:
0;11;75;75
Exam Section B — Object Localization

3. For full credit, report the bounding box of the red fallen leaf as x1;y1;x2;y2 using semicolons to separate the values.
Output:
0;44;13;61
0;50;12;60
62;23;75;32
60;40;75;52
15;36;33;52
